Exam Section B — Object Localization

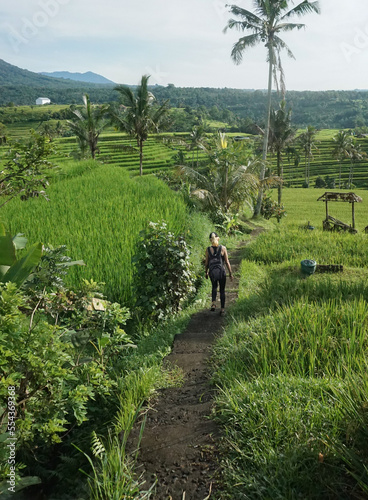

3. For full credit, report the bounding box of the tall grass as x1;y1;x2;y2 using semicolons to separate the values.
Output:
213;208;368;498
215;298;368;382
1;162;209;306
215;375;349;499
244;226;368;267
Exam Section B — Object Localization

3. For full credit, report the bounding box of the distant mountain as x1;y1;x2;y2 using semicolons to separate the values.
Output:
40;71;115;85
0;58;75;86
0;59;118;105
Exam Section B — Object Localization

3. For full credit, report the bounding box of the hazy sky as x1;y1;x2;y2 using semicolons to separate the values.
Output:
0;0;367;91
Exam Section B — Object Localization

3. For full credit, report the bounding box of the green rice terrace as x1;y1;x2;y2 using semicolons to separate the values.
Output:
2;99;368;500
3;104;368;187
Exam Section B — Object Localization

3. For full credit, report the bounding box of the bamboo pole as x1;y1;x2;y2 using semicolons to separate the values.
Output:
352;201;355;229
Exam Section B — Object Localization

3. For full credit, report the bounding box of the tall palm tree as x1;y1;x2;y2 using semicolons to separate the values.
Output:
332;130;352;188
224;0;320;214
347;139;366;189
285;144;300;185
179;132;268;215
268;100;296;204
111;75;170;176
298;125;319;186
189;123;207;168
67;94;108;159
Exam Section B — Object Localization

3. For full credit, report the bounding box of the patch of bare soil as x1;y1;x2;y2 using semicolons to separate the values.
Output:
130;230;263;499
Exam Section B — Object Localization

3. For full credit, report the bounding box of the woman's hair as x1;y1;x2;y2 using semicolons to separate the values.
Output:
209;232;219;246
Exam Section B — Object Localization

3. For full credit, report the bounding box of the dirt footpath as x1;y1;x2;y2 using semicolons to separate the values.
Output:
131;231;262;499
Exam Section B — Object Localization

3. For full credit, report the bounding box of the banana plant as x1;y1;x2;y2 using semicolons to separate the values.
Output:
0;223;42;288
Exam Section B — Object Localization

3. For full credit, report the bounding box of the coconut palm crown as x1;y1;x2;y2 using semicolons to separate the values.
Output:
111;75;170;176
67;94;108;159
224;0;320;213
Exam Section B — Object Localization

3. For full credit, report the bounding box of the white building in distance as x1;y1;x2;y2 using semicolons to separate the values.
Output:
36;97;51;105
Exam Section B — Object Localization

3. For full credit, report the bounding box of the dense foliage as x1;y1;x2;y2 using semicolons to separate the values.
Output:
133;221;196;323
0;131;55;209
4;87;368;130
3;53;368;129
0;242;132;497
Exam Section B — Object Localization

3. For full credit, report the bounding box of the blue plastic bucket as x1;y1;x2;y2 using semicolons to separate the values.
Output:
301;259;316;275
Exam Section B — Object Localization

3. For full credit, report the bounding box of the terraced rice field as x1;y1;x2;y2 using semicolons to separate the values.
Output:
52;132;208;174
277;131;368;188
53;130;368;186
4;114;368;186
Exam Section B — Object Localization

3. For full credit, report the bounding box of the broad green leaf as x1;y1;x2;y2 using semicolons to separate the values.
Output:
0;432;10;443
1;242;42;287
0;265;10;278
0;476;41;498
98;337;110;348
56;260;85;267
0;233;16;267
12;233;28;250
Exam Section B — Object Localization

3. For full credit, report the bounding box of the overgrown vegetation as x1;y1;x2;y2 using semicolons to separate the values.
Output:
212;194;368;498
0;137;213;497
133;221;196;323
3;76;368;499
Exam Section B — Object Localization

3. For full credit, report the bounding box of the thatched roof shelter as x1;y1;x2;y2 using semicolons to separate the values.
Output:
317;192;363;230
317;192;363;203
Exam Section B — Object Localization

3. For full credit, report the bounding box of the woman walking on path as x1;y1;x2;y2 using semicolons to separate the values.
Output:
205;231;233;316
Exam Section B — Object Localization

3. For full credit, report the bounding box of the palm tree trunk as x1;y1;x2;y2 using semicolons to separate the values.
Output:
262;51;273;163
277;151;282;205
307;156;310;184
254;50;273;216
223;162;229;212
351;163;354;186
305;156;307;183
349;162;353;188
139;139;144;176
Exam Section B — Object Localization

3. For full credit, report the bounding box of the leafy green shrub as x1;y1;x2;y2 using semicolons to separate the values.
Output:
132;221;196;323
324;175;336;188
314;176;326;188
0;262;132;490
0;130;56;209
260;192;286;222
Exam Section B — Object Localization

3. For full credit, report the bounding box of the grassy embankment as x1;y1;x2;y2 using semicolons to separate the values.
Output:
212;188;368;498
0;144;214;497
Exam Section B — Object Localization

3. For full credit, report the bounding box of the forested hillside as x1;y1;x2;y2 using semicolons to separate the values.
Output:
1;59;368;129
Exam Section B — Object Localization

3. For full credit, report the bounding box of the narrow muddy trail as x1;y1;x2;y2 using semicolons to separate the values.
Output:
130;228;264;499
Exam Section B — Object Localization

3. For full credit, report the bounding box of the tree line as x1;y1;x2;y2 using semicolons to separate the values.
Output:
3;85;368;130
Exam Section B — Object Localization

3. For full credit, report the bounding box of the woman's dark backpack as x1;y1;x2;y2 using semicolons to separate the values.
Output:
208;245;225;281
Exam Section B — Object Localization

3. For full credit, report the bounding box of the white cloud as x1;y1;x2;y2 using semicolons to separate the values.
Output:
0;0;368;90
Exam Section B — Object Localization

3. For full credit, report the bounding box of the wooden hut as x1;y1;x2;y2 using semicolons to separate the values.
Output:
317;191;362;233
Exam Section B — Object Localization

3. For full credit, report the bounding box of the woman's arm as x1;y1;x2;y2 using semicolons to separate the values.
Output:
205;248;209;279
